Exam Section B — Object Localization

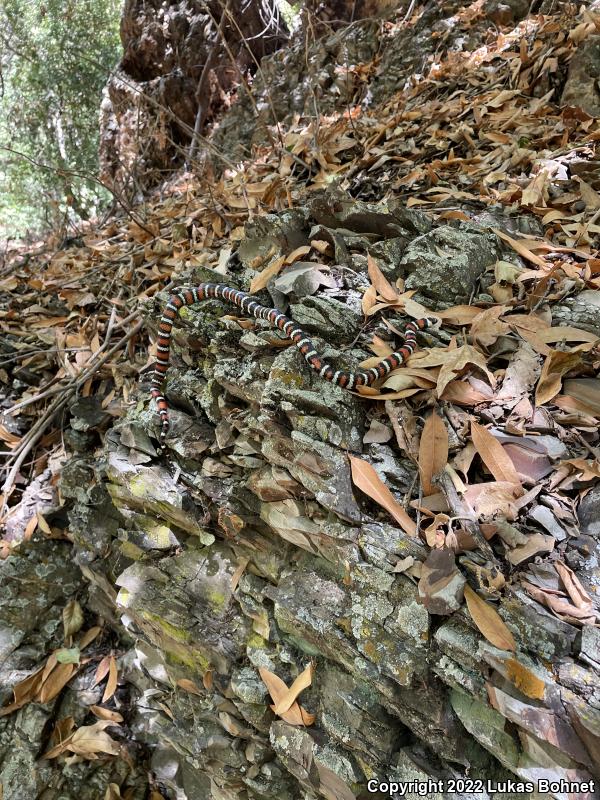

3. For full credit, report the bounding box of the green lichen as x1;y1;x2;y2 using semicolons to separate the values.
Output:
246;631;269;649
270;368;304;387
118;540;145;560
137;610;212;673
140;610;191;644
205;587;228;612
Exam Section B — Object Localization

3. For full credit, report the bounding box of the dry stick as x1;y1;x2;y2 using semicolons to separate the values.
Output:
105;53;312;181
0;146;156;239
106;67;239;172
4;309;140;416
403;0;417;22
187;2;229;166
436;468;498;564
1;319;145;501
209;1;281;150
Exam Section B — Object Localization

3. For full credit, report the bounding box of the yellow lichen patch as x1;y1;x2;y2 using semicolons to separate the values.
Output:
119;540;145;560
140;610;191;644
246;632;269;649
270;369;304;387
505;658;545;700
205;587;229;612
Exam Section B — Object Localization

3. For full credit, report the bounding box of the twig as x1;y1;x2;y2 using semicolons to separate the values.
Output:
4;309;139;415
187;2;229;166
208;1;282;151
403;0;417;23
436;468;498;564
1;319;145;505
0;145;157;239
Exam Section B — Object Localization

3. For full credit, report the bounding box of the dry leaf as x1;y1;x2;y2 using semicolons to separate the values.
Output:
361;284;377;315
63;599;84;639
272;663;314;715
35;512;52;535
176;678;203;696
231;558;249;592
470;422;521;486
89;705;124;723
418;411;449;495
437;305;484;325
492;229;548;267
555;561;593;611
249;256;285;293
44;720;121;760
348;455;417;536
285;245;311;263
463;584;515;651
0;666;45;717
535;350;582;406
38;662;76;703
104;783;122;800
259;667;315;726
93;655;111;687
79;626;102;650
367;253;398;302
413;344;494;396
102;656;118;703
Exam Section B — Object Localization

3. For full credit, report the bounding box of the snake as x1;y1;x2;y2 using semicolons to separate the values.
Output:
150;283;434;443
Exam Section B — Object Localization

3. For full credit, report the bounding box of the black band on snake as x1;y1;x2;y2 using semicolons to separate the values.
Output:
151;283;434;443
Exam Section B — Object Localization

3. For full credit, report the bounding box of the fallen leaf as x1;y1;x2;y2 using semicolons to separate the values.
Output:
555;561;593;611
38;662;76;703
259;667;315;726
470;306;510;348
285;245;312;264
272;663;314;715
0;666;45;717
418;411;449;495
102;656;118;703
89;705;124;723
471;422;521;486
249;255;286;293
93;655;111;687
231;558;249;592
367;253;398;302
44;720;122;760
79;627;102;650
63;599;84;639
348;455;417;536
55;648;80;664
535;350;582;406
492;229;548;267
176;678;203;696
463;584;516;651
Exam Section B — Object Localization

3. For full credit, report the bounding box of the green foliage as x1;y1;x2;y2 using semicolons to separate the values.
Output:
0;0;121;238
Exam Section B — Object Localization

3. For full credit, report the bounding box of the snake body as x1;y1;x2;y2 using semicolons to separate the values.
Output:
151;283;433;443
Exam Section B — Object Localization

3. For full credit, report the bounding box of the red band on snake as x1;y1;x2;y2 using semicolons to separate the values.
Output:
151;283;433;443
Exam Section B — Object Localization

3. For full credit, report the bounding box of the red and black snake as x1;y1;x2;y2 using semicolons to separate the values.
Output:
151;283;434;443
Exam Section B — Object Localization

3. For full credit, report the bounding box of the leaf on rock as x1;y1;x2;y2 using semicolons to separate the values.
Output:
259;667;315;726
470;422;521;486
535;350;582;406
102;656;118;703
367;253;398;302
418;411;449;495
348;455;417;536
63;599;84;639
463;584;516;652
